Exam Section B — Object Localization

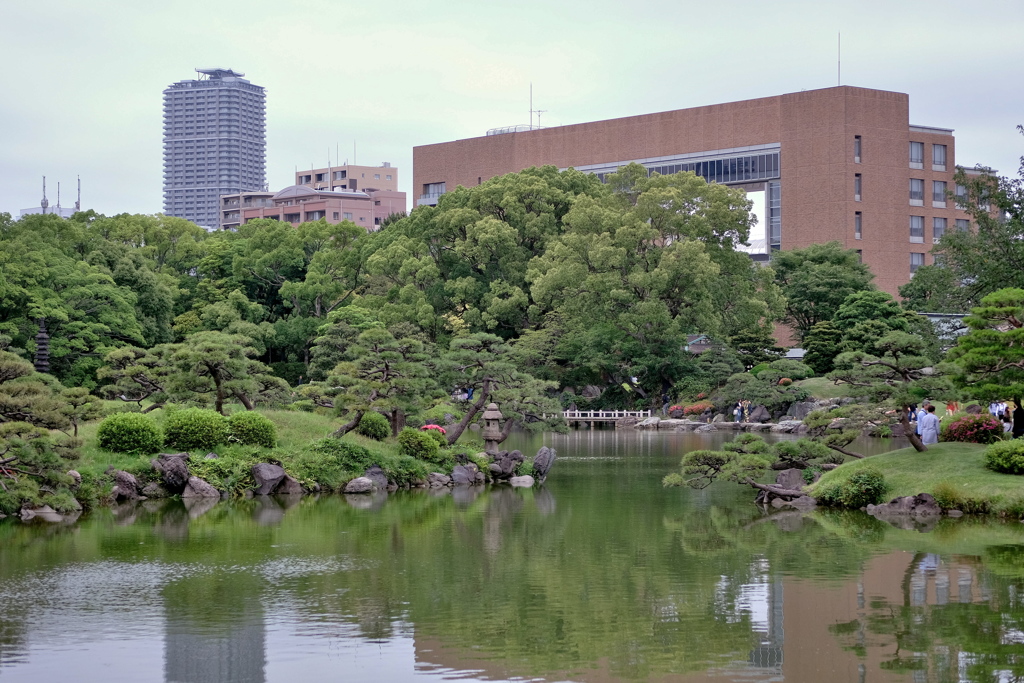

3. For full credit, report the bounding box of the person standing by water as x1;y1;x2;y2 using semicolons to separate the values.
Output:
919;404;941;445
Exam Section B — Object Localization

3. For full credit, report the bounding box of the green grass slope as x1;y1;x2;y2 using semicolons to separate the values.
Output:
809;442;1024;513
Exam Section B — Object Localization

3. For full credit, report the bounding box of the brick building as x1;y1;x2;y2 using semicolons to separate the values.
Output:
228;185;405;231
413;86;980;295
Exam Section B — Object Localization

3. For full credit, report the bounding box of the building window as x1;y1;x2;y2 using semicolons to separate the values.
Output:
932;144;947;171
853;135;862;163
854;211;862;240
333;212;339;220
854;174;862;202
284;213;300;223
933;217;947;243
910;252;925;274
374;174;380;180
315;173;326;182
909;141;924;169
956;218;970;232
386;175;392;180
374;217;381;225
359;216;365;221
855;249;863;262
342;212;353;220
305;211;324;221
910;215;925;243
334;170;346;180
910;178;924;205
299;175;312;184
423;182;447;198
932;180;947;207
768;181;781;249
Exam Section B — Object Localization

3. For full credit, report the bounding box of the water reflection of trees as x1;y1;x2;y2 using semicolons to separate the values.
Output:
1;491;1024;682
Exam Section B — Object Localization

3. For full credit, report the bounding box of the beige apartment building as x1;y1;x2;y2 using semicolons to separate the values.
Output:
295;162;398;193
413;86;981;295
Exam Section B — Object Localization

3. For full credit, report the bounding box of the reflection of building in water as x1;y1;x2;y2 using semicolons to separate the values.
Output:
712;557;785;681
163;579;265;683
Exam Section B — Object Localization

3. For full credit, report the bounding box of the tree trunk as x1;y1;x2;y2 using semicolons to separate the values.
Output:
332;410;365;438
141;403;164;414
496;417;516;445
826;444;865;459
742;478;805;499
445;379;491;445
233;391;254;411
900;408;927;452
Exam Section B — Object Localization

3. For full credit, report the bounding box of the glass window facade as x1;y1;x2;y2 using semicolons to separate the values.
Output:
910;178;925;203
909;142;924;167
855;211;862;240
956;218;970;232
768;181;781;250
933;217;946;243
853;136;862;163
932;144;947;169
933;180;947;205
640;151;781;185
854;174;862;201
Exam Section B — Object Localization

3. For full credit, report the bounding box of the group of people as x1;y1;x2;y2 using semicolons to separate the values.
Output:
908;398;1024;445
990;400;1024;439
733;400;752;423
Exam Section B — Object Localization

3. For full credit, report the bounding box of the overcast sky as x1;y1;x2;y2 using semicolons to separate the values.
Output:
2;0;1022;218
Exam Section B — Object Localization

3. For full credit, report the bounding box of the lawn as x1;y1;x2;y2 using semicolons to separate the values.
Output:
809;441;1024;513
794;376;850;400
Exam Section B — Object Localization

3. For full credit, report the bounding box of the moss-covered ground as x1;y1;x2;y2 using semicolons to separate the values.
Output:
809;442;1024;515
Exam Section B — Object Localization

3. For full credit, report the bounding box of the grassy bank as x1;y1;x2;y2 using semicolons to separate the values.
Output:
57;407;484;513
809;442;1024;515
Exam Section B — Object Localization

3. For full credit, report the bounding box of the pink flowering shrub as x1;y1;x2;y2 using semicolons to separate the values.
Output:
940;413;1003;445
683;401;714;415
421;424;447;435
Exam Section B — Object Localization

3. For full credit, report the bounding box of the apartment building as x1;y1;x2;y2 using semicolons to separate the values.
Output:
295;163;398;194
413;86;979;295
233;185;406;231
163;68;266;229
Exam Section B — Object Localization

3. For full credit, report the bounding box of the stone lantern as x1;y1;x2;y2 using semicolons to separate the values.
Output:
482;403;503;453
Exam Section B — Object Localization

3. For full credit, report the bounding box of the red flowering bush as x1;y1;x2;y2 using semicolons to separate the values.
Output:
421;424;447;435
777;378;793;386
940;413;1003;445
696;392;708;400
683;401;714;415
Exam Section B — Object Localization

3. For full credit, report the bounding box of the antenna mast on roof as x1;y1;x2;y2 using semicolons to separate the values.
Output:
41;176;49;214
75;175;80;212
838;32;841;86
56;182;61;214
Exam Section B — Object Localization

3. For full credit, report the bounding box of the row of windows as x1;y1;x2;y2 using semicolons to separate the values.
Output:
645;152;781;185
910;141;947;170
853;213;968;242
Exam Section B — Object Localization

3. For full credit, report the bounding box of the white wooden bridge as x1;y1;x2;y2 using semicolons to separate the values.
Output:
559;409;652;427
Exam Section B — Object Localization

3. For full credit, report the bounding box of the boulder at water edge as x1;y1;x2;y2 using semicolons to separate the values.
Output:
152;452;191;493
344;477;374;494
251;463;285;495
533;447;556;483
510;475;535;487
111;470;142;502
182;476;220;498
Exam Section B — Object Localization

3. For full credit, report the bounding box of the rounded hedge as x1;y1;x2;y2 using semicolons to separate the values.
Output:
96;413;164;455
397;427;441;463
985;439;1024;475
357;411;391;441
228;411;277;448
817;468;888;508
164;408;229;451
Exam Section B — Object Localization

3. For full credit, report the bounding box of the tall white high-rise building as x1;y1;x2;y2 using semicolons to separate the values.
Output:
162;68;266;229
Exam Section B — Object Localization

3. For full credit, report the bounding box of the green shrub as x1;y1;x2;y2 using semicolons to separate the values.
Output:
398;427;439;460
163;408;229;451
290;399;315;413
767;359;814;380
356;411;391;441
187;446;260;495
227;411;277;448
102;402;142;416
96;413;164;455
293;437;430;489
749;363;770;378
984;439;1024;474
421;427;448;447
818;468;887;508
419;402;463;427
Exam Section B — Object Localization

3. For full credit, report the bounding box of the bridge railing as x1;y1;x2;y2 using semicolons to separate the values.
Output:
560;410;652;420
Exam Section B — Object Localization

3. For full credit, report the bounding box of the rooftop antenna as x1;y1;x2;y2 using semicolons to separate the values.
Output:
56;181;61;213
353;141;357;165
41;176;49;214
75;175;80;212
838;32;841;86
529;83;533;130
327;147;332;189
536;109;548;127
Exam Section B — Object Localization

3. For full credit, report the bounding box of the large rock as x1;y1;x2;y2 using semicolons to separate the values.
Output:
363;465;389;490
182;476;220;498
774;468;806;491
451;463;481;485
867;493;942;518
510;475;535;488
667;406;684;419
67;470;81;489
636;416;661;428
712;413;725;423
771;420;805;433
344;477;374;494
428;472;451;488
252;463;286;495
694;424;718;433
533;447;557;482
151;452;191;493
111;470;142;502
274;475;304;496
747;405;771;423
788;401;819;420
581;385;603;398
965;404;983;414
489;450;525;480
141;482;170;498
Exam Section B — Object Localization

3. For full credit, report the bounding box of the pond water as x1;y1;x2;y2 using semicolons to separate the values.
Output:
1;429;1023;683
